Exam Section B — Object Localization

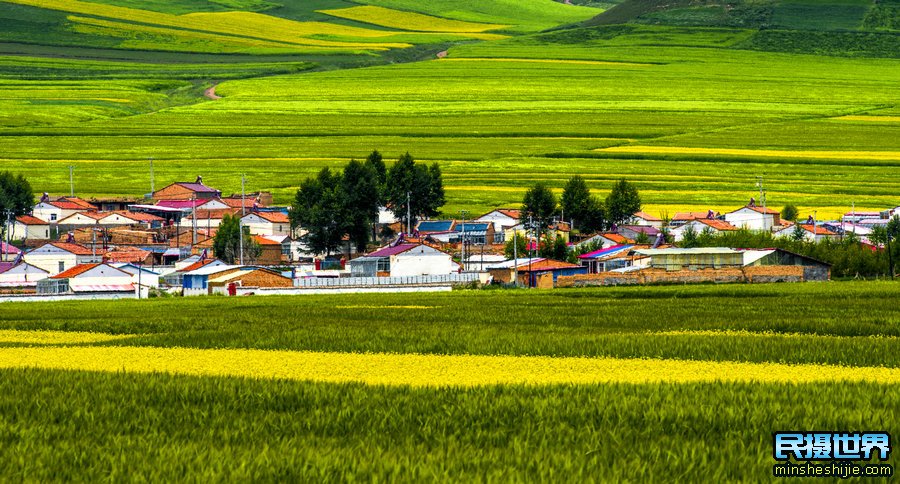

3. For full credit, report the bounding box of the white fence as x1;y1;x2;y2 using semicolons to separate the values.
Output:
294;272;482;288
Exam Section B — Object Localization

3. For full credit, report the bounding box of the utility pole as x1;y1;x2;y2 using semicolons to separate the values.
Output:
69;166;74;197
137;260;142;300
459;210;468;271
406;191;411;235
191;194;197;247
528;215;534;287
239;174;245;265
149;157;154;195
512;229;518;286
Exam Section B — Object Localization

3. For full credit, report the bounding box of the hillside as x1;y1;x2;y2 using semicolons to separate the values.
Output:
0;0;897;218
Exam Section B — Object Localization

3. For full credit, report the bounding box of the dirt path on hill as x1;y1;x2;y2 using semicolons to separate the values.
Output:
204;83;221;100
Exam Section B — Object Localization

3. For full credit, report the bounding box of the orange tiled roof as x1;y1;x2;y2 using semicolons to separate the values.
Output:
602;233;629;244
698;219;738;231
633;211;661;222
51;263;100;279
48;242;95;255
248;211;289;223
253;235;282;246
673;211;713;221
16;214;46;225
496;209;521;219
801;224;836;235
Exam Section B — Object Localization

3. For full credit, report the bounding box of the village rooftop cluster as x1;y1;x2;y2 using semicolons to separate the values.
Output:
2;177;898;299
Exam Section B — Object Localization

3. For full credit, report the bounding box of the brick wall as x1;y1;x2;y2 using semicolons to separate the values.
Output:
559;265;825;287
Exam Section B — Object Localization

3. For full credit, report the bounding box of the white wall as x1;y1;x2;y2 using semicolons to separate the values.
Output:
725;208;773;231
391;253;455;276
10;222;50;241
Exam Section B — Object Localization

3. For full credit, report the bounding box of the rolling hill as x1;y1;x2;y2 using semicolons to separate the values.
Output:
0;0;897;217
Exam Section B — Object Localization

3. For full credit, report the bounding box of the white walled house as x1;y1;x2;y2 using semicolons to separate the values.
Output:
32;199;92;223
629;212;664;229
11;215;51;241
56;211;103;228
39;263;133;294
773;223;838;243
476;209;521;242
724;205;781;231
241;211;291;237
670;219;739;242
24;242;102;275
351;244;457;277
0;262;49;289
113;263;161;288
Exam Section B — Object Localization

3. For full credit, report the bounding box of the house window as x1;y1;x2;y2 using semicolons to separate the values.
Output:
51;214;57;221
58;261;65;273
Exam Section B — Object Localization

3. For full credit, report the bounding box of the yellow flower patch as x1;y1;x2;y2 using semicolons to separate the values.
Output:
3;346;900;387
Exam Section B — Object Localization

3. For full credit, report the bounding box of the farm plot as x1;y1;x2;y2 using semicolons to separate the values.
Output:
1;282;899;480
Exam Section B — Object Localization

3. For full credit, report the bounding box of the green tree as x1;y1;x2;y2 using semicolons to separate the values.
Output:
781;204;798;222
504;231;527;259
365;150;387;205
290;167;347;256
561;175;605;233
213;214;259;264
385;153;445;230
605;179;641;226
521;182;557;234
0;172;33;239
680;224;699;248
791;222;806;241
342;159;380;253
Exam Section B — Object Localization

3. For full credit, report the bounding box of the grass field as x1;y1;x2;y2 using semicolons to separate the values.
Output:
1;282;899;480
0;23;896;217
0;2;897;218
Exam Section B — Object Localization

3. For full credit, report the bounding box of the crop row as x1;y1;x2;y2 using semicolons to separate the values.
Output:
1;368;897;481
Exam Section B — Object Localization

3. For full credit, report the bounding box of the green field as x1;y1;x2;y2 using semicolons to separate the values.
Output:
1;282;900;480
0;21;897;216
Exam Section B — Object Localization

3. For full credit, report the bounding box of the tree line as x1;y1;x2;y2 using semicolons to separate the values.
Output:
289;151;444;256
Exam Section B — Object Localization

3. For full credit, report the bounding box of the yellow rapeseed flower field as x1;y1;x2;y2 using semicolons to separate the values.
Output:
596;145;900;161
439;58;653;67
318;6;507;33
0;329;134;345
3;344;900;387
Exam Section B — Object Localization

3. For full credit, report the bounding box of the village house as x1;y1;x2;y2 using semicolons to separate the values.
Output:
152;178;221;201
578;244;635;273
1;242;21;262
476;209;521;242
487;258;586;287
113;263;161;288
670;219;739;242
0;262;49;292
576;232;630;250
629;211;664;229
669;211;719;228
24;242;103;275
179;208;241;231
37;263;134;295
617;225;661;241
241;211;291;237
32;197;94;223
351;243;457;277
773;223;839;243
11;215;51;242
252;235;290;265
206;267;293;295
503;221;571;244
724;202;780;231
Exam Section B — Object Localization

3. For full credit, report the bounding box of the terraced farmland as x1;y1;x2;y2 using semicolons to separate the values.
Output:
1;282;900;480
